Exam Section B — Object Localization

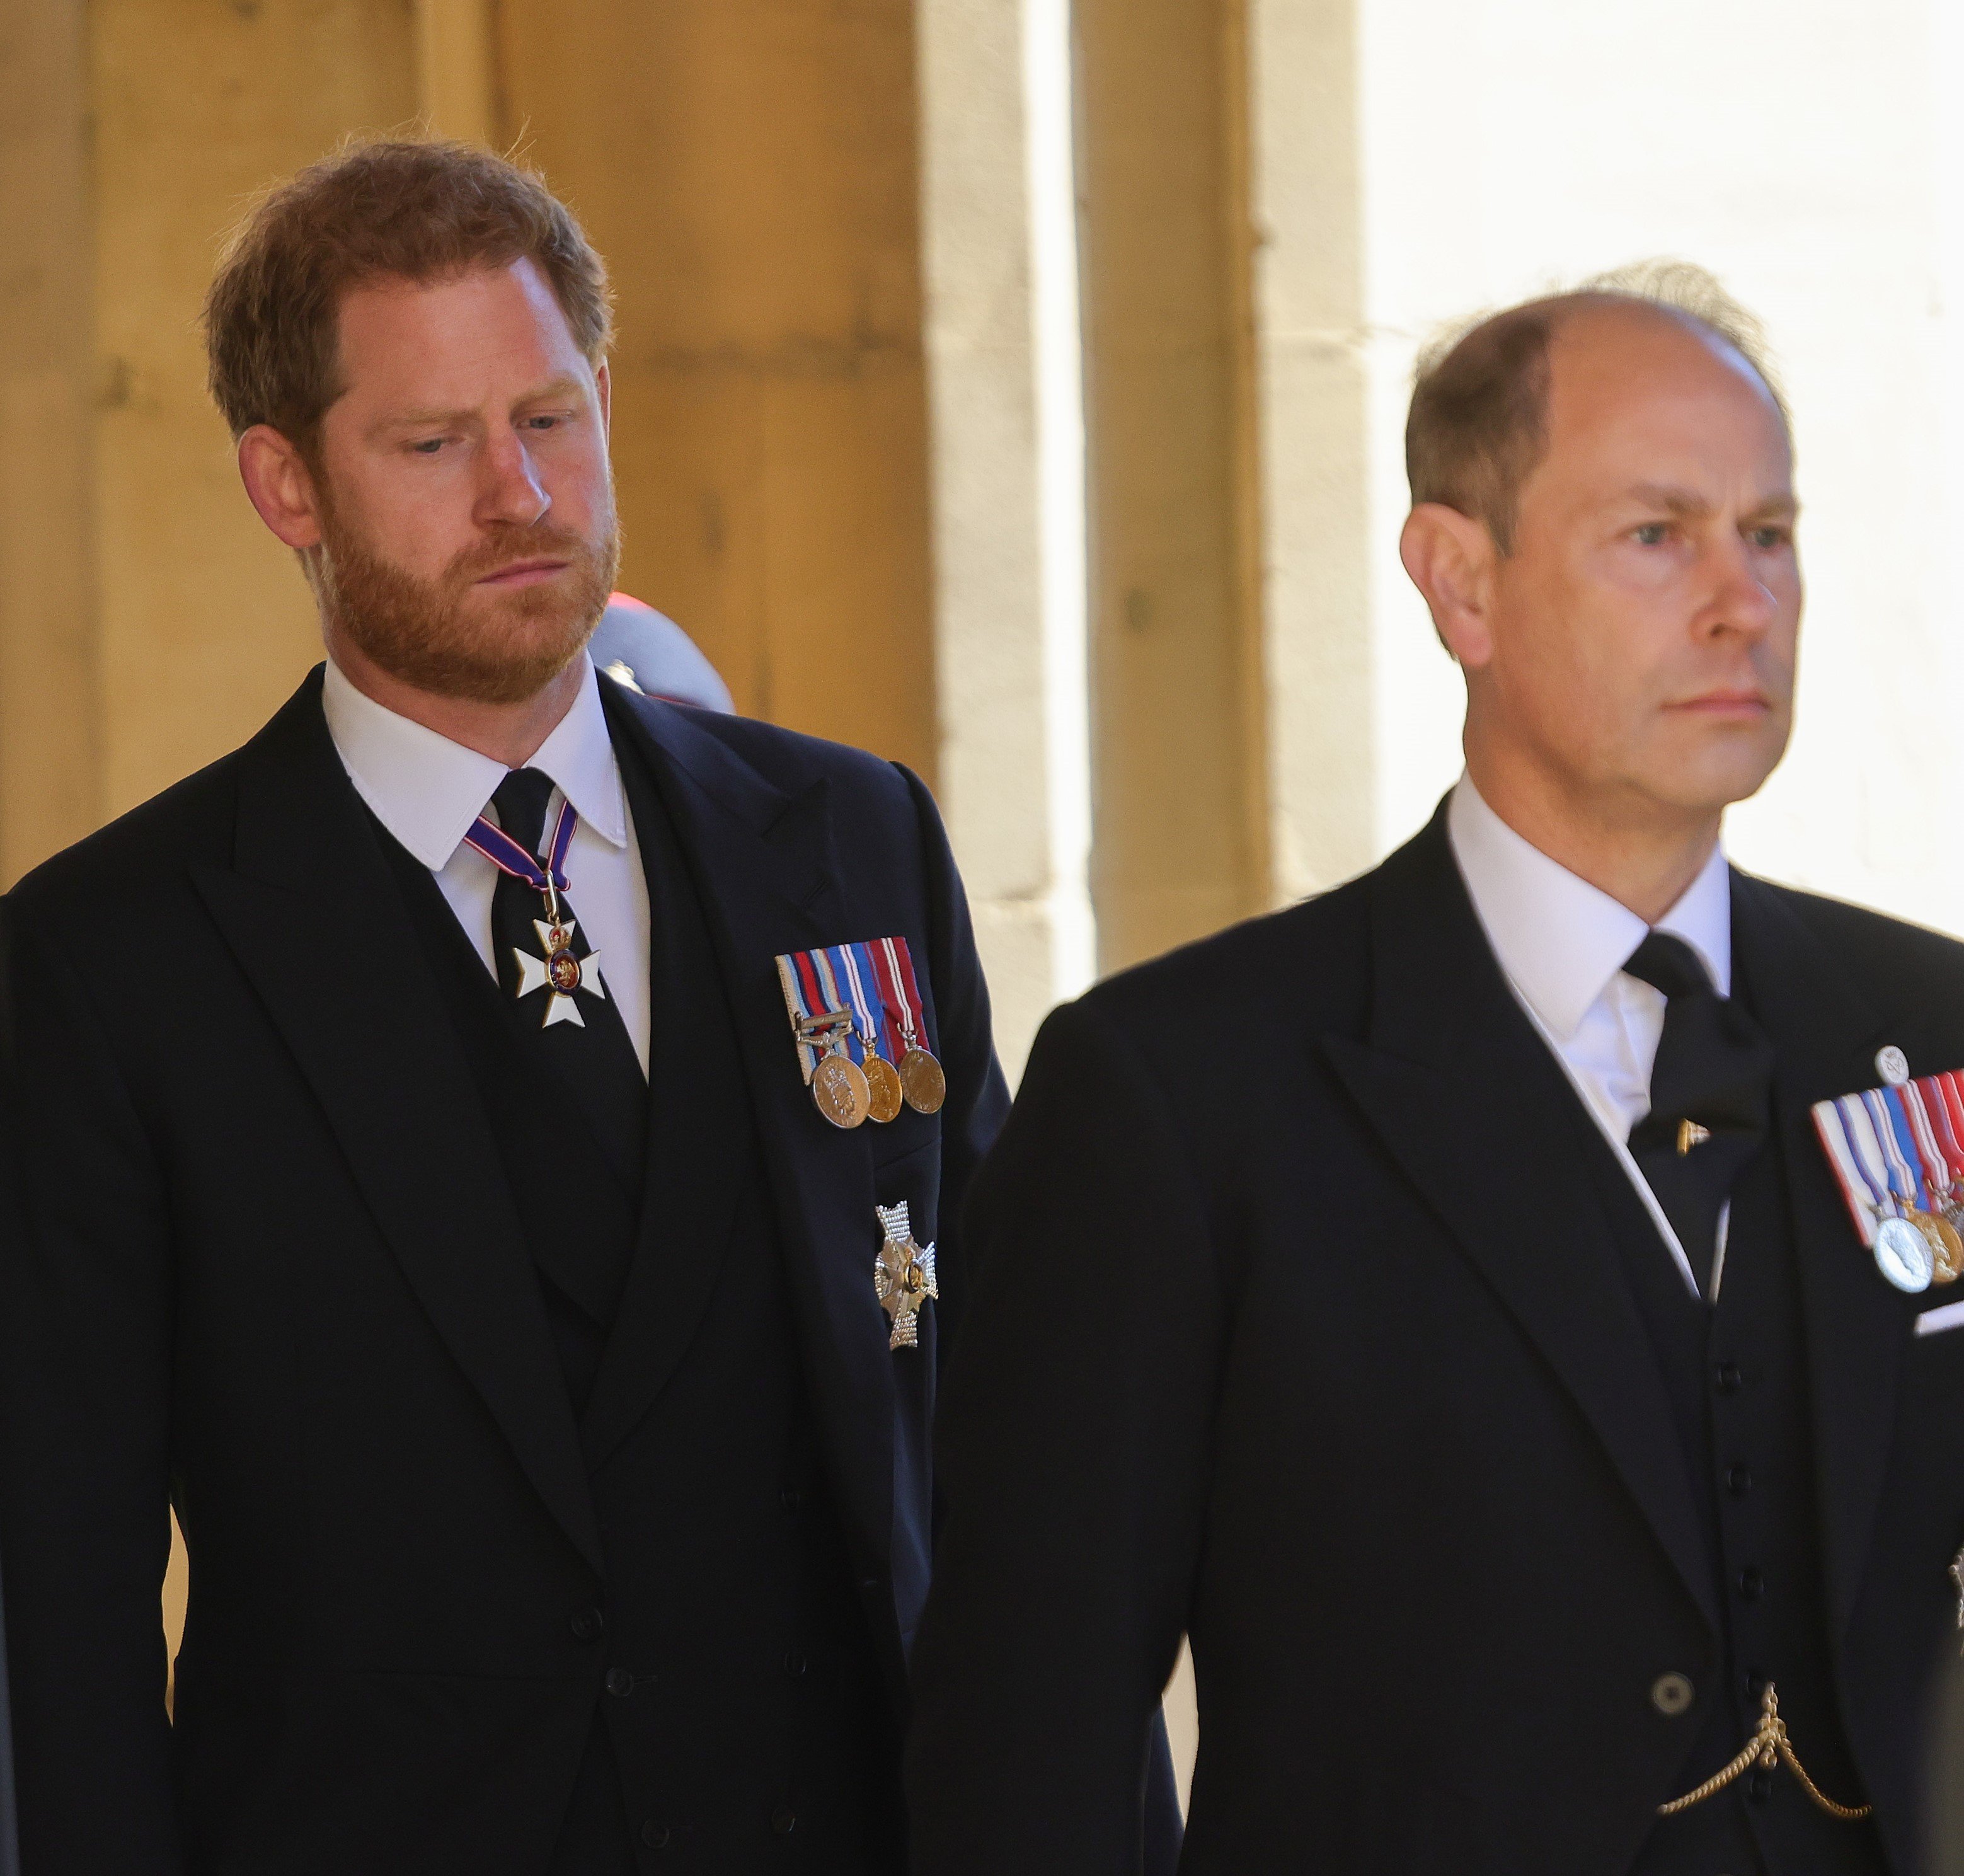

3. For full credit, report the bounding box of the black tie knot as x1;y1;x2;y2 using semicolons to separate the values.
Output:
1623;929;1712;1001
491;767;557;857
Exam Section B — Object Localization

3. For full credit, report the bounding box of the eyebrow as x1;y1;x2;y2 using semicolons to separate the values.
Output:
369;376;587;435
1621;483;1800;522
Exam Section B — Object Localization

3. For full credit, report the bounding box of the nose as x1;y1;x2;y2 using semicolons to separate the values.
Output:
1701;535;1777;640
476;429;550;528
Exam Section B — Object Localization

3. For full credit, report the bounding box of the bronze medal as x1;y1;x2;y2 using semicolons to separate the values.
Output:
899;1045;946;1115
863;1051;904;1124
1921;1209;1964;1284
812;1052;871;1129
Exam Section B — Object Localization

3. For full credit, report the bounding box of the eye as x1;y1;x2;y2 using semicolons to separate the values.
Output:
522;413;566;432
1748;524;1791;550
1633;522;1671;547
408;437;447;456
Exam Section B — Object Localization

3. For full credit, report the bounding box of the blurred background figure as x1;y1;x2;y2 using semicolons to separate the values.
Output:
589;592;735;714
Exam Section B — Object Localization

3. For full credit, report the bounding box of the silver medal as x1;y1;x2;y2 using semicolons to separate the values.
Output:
1874;1216;1935;1294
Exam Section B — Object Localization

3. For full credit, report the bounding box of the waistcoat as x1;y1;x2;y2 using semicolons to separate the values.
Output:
374;723;897;1874
1578;963;1884;1876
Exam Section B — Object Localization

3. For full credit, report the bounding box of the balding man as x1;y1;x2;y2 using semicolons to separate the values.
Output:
905;270;1964;1874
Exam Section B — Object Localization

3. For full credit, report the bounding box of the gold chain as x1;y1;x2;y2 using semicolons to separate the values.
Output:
1658;1682;1871;1822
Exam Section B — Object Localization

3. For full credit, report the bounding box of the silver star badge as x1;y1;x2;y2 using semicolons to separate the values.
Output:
512;916;609;1030
873;1200;938;1350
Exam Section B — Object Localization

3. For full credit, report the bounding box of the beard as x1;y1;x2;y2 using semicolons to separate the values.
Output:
313;494;620;706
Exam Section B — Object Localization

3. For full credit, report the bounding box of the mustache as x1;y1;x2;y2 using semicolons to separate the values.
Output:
445;521;598;585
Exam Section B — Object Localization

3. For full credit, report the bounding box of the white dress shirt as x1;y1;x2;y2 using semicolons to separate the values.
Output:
1446;774;1734;1299
322;654;652;1074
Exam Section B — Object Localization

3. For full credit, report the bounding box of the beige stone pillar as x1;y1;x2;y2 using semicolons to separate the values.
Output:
1245;0;1373;902
0;0;101;885
913;0;1096;1075
497;1;939;797
89;0;417;822
1076;0;1270;974
415;0;498;146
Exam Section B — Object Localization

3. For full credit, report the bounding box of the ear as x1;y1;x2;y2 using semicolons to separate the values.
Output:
1399;502;1499;667
237;425;326;551
595;360;612;439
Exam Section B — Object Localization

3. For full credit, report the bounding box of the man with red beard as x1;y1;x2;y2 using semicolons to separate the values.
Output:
0;141;1018;1875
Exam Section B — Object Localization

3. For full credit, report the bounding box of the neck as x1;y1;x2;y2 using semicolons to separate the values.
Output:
1464;744;1722;926
324;626;585;768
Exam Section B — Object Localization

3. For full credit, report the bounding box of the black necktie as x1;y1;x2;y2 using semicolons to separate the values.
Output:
1622;929;1775;1298
488;768;650;1257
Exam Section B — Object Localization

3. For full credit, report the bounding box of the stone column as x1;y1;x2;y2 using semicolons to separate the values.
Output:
1244;0;1375;903
0;0;101;885
1076;0;1271;974
914;0;1097;1074
415;0;498;146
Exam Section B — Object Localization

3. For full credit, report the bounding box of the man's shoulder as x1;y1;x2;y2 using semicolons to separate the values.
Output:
1742;872;1964;991
619;691;919;819
1076;869;1377;1045
8;750;241;919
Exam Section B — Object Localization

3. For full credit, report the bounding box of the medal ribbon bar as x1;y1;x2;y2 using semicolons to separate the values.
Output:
776;938;934;1079
1818;1076;1964;1241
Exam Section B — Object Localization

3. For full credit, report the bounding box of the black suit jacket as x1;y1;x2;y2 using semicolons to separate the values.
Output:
0;669;1010;1873
906;807;1964;1875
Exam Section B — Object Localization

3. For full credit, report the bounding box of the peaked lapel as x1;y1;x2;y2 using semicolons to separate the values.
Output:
1322;809;1720;1631
192;671;603;1574
1729;872;1903;1635
584;689;897;1572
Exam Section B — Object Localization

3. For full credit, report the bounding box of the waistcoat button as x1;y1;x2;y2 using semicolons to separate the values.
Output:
771;1807;798;1836
1726;1463;1754;1497
570;1606;605;1642
1738;1565;1766;1601
1650;1672;1696;1717
1715;1361;1745;1395
606;1667;635;1697
640;1820;670;1850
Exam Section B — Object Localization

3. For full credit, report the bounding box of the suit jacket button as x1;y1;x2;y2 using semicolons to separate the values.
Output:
1738;1565;1766;1601
784;1649;808;1678
770;1807;797;1836
640;1820;670;1850
570;1606;606;1642
781;1486;803;1512
1650;1672;1696;1717
606;1667;635;1698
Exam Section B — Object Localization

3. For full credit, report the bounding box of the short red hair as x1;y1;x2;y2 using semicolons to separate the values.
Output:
203;139;612;456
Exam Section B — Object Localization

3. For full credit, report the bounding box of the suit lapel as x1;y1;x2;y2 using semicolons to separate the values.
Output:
1323;810;1720;1631
192;672;603;1574
1729;873;1904;1635
583;690;895;1565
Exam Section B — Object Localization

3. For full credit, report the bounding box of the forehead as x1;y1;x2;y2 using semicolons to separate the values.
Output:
1537;304;1791;492
332;257;585;402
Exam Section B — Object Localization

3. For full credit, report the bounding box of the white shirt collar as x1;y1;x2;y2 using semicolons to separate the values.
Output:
321;653;628;870
1446;773;1732;1040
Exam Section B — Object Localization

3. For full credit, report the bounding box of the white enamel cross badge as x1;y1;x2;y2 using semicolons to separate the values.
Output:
514;916;609;1030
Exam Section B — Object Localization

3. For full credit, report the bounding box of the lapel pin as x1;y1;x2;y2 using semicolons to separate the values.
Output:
1876;1045;1910;1086
873;1201;938;1350
1677;1120;1711;1155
